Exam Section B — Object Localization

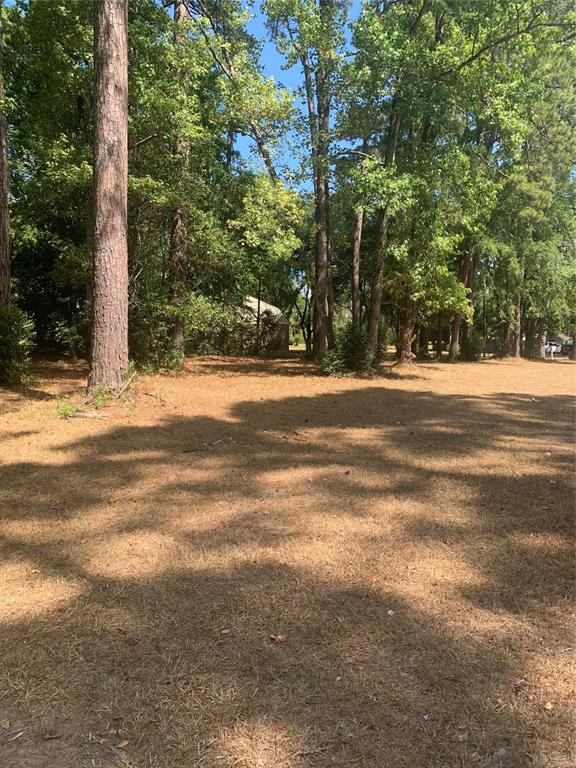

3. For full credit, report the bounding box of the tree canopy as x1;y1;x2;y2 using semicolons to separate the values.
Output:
0;0;574;384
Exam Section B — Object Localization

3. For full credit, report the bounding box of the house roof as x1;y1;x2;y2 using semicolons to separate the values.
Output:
244;296;289;325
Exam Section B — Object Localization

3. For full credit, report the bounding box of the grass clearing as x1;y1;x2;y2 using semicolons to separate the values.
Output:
0;354;574;768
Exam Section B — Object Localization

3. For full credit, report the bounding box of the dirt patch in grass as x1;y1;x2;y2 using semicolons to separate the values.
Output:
0;355;574;767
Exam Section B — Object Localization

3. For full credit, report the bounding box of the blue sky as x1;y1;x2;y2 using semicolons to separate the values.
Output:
236;0;362;180
235;4;301;174
5;0;360;181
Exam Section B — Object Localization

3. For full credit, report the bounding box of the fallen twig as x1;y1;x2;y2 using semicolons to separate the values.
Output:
117;370;137;398
70;411;108;420
144;391;170;404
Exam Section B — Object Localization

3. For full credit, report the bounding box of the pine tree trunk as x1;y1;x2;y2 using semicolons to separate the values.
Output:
0;0;10;309
571;334;576;361
351;206;363;330
88;0;129;394
169;0;190;359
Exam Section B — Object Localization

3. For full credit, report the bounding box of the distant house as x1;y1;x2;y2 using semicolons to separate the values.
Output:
244;296;290;353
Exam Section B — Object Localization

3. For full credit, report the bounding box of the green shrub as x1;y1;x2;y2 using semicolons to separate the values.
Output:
129;300;184;373
460;329;485;361
0;306;35;383
183;294;254;355
129;294;255;371
90;382;113;409
320;322;372;376
57;401;80;419
53;315;89;360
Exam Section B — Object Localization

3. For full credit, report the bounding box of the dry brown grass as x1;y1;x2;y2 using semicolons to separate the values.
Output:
0;354;574;768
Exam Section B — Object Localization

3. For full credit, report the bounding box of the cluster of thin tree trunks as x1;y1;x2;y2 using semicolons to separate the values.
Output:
1;0;573;393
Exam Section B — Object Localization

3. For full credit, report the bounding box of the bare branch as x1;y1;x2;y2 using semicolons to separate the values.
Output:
129;133;158;151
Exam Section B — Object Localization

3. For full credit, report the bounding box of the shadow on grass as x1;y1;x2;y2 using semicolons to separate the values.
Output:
0;384;574;768
189;352;320;378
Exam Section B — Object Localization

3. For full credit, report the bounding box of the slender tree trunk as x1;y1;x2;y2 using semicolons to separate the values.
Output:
296;286;312;354
326;224;334;345
0;0;10;308
312;75;332;350
301;4;333;357
226;128;234;169
523;317;536;358
571;333;576;361
448;241;475;362
255;276;262;355
367;209;390;360
88;0;129;394
351;138;368;331
513;295;522;358
447;316;461;362
538;328;546;359
523;318;545;359
351;206;363;330
365;0;431;363
512;253;525;359
313;173;331;354
251;121;278;182
302;53;326;355
168;0;190;359
435;313;444;358
397;291;415;365
501;325;513;357
417;325;428;358
367;107;401;362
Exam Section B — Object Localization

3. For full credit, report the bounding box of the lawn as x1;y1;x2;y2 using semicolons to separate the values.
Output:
0;355;574;768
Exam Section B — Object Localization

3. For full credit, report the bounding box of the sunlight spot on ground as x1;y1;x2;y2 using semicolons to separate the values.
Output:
83;531;180;579
0;561;84;623
217;718;308;768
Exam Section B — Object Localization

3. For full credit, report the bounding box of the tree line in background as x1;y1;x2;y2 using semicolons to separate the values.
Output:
0;0;574;390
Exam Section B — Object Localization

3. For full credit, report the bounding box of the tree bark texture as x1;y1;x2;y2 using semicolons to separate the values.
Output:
351;206;363;330
523;317;545;359
312;77;332;352
88;0;129;393
447;315;461;363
